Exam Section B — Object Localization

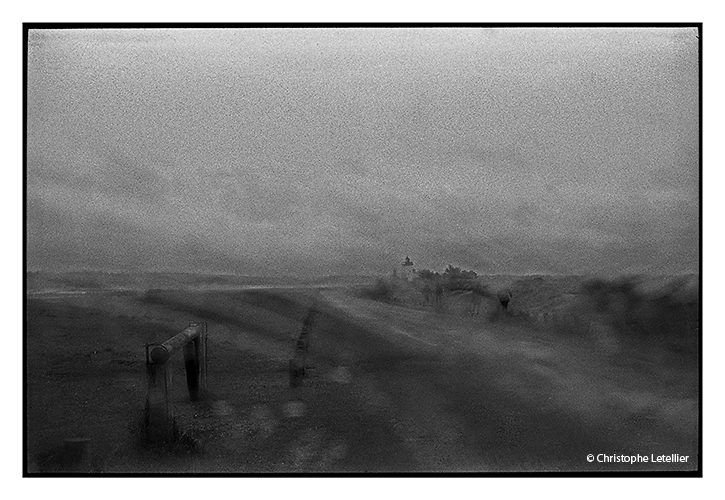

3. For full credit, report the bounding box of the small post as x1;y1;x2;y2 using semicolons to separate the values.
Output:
289;354;305;388
183;338;200;401
199;323;208;395
145;344;174;442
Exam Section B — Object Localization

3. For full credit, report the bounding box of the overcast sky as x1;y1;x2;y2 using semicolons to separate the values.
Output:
26;27;699;277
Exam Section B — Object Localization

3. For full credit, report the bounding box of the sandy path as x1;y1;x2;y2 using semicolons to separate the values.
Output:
26;287;698;473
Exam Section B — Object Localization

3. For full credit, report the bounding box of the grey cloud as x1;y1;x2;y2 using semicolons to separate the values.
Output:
26;28;699;277
28;141;170;206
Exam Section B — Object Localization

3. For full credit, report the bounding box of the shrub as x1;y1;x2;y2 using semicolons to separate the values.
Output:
417;269;438;281
580;275;698;349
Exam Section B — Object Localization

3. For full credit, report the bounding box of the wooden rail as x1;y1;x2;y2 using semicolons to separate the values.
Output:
144;323;208;442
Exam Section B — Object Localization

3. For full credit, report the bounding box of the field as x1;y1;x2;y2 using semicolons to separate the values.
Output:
25;271;699;473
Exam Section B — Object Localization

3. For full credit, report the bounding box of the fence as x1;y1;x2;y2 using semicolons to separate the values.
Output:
289;306;317;388
144;323;208;442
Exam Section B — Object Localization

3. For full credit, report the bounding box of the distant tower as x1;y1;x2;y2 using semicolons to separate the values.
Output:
401;256;415;281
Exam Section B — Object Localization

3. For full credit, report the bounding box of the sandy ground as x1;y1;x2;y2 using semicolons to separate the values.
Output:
25;284;699;473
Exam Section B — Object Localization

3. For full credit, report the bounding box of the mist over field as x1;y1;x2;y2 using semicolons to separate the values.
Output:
26;28;698;277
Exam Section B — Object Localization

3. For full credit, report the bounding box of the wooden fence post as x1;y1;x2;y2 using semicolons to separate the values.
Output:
199;323;209;395
183;338;200;401
199;323;208;395
289;354;305;388
289;308;315;388
145;344;174;442
144;324;208;441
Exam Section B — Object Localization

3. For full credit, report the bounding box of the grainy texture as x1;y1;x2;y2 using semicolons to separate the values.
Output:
26;276;698;473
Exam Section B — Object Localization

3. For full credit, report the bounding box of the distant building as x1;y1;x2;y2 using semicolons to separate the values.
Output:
401;256;415;281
